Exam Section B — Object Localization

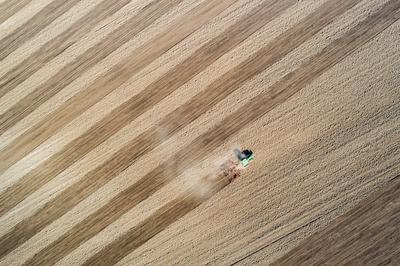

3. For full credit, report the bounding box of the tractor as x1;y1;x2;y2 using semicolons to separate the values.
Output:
221;148;254;182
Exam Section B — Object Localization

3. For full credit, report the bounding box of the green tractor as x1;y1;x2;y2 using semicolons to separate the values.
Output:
234;148;254;167
221;148;254;182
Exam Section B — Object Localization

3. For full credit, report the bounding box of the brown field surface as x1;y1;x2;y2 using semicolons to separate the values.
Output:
273;175;400;265
0;0;399;265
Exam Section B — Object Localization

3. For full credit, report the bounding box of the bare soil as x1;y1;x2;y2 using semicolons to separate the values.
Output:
0;0;399;265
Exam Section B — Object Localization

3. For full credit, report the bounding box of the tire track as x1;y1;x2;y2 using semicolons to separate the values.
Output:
0;0;180;133
0;0;233;172
6;0;393;262
0;0;82;61
0;0;293;216
0;0;31;25
0;0;132;99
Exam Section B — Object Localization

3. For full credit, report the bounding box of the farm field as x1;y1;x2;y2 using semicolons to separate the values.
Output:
274;175;400;265
0;0;399;265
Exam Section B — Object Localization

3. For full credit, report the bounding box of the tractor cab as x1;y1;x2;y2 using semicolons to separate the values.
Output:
234;148;254;167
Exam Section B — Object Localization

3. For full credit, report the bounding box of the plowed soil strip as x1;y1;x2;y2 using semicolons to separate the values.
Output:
0;0;181;132
87;11;400;259
85;178;229;266
0;0;132;99
29;176;230;265
0;0;233;172
4;0;396;262
0;0;363;258
0;0;293;216
0;0;31;25
0;0;295;257
49;0;400;263
0;0;82;61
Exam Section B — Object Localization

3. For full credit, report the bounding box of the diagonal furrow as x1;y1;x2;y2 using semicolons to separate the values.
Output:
0;0;32;25
82;177;229;266
0;0;82;61
0;0;298;256
0;0;362;257
0;0;234;172
0;0;181;131
4;0;386;262
0;0;133;99
27;1;400;265
272;175;400;266
80;2;400;265
0;0;293;215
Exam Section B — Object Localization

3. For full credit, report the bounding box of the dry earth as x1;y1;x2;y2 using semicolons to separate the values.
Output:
0;0;399;265
273;175;400;265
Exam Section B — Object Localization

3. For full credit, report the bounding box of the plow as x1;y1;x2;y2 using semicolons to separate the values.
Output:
221;148;254;182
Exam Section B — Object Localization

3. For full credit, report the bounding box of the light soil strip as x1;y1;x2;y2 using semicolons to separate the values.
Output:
0;0;83;61
0;0;102;76
0;0;31;25
84;177;230;266
2;0;356;254
0;0;362;220
2;2;328;262
0;0;254;191
0;0;398;264
124;78;400;265
1;0;376;260
0;0;300;258
21;0;400;264
0;0;292;215
0;0;235;172
0;0;185;133
0;0;54;39
0;0;354;216
0;0;260;221
0;0;175;141
0;0;258;240
121;20;400;265
56;154;232;265
0;0;201;177
0;0;133;99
